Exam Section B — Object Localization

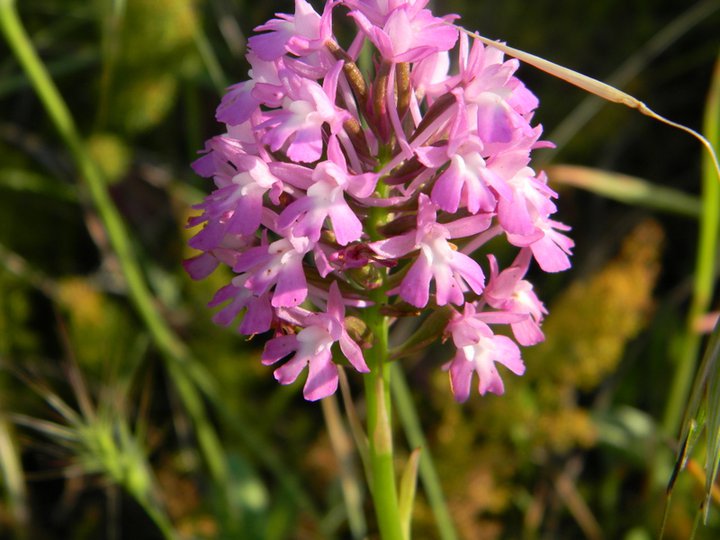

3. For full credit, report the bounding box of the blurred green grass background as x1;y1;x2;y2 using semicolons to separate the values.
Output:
0;0;719;538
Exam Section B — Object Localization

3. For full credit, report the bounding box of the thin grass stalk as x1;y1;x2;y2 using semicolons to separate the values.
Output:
0;0;228;489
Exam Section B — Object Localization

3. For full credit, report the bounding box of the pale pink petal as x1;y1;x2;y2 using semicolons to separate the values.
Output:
262;334;298;365
477;363;505;395
399;253;433;307
287;126;323;163
326;281;344;322
239;293;273;335
370;233;416;259
274;355;308;385
329;204;363;246
449;251;485;294
303;351;338;401
448;355;474;402
273;260;308;307
511;318;544;347
492;335;524;374
431;158;464;213
433;262;463;306
339;333;369;373
183;253;219;280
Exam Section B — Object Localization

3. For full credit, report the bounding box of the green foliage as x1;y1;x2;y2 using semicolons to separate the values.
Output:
0;0;718;538
100;0;203;134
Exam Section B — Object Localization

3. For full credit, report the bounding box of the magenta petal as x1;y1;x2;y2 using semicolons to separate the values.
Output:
492;336;524;375
530;234;572;273
448;355;473;402
498;194;535;236
227;192;263;235
208;283;240;309
239;294;273;335
329;204;363;246
189;221;225;251
478;366;505;396
278;196;314;232
415;145;448;168
326;281;344;322
450;251;485;294
287;127;323;163
444;214;492;239
313;247;333;278
274;355;307;385
486;265;524;300
339;333;369;373
269;162;314;190
216;82;256;125
262;334;298;365
273;261;308;307
347;172;379;199
303;351;338;401
191;152;215;178
476;100;514;144
211;289;251;327
511;318;544;347
248;31;290;61
431;160;463;213
183;253;219;280
400;254;432;307
370;233;416;258
432;264;458;306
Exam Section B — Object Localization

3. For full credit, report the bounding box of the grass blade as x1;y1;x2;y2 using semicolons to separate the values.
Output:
0;419;28;533
547;164;701;218
321;394;367;540
0;0;229;494
705;323;720;518
398;447;421;540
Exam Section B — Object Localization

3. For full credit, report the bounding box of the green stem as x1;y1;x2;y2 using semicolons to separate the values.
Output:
364;300;404;540
391;364;459;540
662;54;720;436
362;149;403;539
0;0;227;487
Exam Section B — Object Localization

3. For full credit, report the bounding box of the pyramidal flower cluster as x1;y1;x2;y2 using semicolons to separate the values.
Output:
186;0;572;402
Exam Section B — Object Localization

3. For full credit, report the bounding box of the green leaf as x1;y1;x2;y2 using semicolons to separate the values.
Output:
0;168;77;202
547;165;700;218
389;306;454;361
703;319;720;520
